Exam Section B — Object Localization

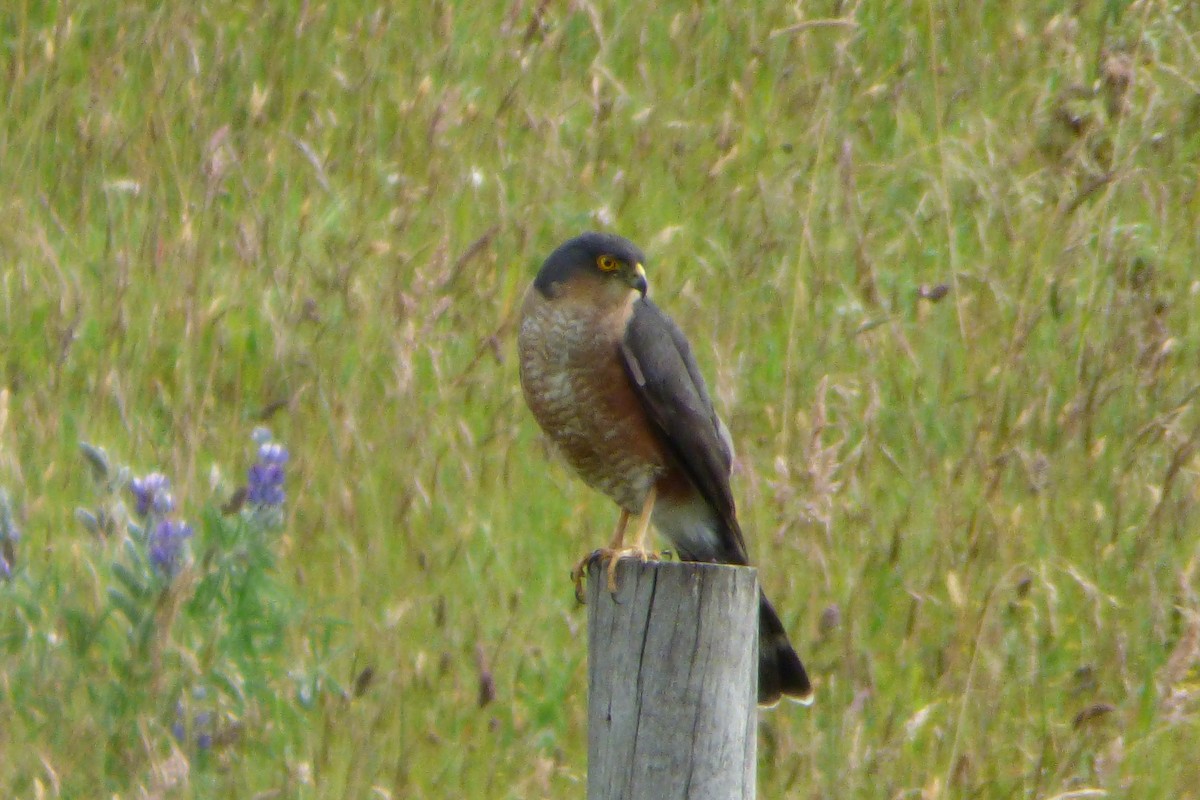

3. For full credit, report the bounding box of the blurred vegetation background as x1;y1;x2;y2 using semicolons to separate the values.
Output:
2;0;1199;797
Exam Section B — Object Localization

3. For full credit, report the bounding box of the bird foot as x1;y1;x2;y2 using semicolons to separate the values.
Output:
571;547;660;603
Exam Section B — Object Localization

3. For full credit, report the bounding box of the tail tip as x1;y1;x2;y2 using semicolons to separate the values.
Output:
759;680;815;708
758;635;813;708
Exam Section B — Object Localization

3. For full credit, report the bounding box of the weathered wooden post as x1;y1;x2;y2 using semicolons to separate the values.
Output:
587;559;758;800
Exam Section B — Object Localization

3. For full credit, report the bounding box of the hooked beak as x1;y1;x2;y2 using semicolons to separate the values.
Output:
632;263;648;296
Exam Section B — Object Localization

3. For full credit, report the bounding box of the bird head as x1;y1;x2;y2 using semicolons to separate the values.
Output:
533;232;648;300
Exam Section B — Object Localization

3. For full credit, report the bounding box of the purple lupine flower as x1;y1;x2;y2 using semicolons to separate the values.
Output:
172;688;215;750
0;489;18;581
148;518;193;579
247;441;288;509
195;711;213;750
171;701;187;742
130;473;174;518
0;491;20;541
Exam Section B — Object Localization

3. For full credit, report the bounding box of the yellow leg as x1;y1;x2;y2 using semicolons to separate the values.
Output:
572;510;629;601
570;489;660;602
606;487;656;591
629;487;655;553
607;509;632;550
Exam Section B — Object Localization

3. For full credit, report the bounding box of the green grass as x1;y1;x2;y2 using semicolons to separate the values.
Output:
3;0;1200;796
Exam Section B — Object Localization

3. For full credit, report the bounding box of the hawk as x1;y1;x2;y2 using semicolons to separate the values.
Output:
517;232;812;706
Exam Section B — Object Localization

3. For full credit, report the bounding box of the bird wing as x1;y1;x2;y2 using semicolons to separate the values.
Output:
619;297;749;561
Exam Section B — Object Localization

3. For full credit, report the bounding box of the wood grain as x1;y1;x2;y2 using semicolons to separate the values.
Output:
587;558;757;800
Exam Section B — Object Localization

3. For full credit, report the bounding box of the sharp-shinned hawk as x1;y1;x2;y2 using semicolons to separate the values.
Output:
517;231;812;706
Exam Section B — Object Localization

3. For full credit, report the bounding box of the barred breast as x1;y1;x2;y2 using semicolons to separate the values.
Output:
518;289;666;513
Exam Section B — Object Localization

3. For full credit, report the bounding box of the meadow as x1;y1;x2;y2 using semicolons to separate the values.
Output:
2;0;1199;797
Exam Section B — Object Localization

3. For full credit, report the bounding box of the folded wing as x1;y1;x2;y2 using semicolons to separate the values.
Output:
619;298;749;563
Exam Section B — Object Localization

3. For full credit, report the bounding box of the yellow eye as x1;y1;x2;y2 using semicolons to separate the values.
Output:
596;254;619;272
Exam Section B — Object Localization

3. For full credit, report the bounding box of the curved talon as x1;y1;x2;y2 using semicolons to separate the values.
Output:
572;546;658;599
605;552;621;593
571;550;606;604
605;546;659;591
572;489;659;601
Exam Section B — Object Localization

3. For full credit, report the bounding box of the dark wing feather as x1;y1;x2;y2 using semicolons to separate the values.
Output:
619;298;749;561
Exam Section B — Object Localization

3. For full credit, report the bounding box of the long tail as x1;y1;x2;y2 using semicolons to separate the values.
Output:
663;506;813;705
758;590;813;706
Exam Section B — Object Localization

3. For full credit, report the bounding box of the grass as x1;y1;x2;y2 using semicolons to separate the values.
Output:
2;0;1199;796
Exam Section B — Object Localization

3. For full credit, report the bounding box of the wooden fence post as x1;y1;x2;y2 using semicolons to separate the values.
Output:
586;559;758;800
